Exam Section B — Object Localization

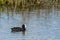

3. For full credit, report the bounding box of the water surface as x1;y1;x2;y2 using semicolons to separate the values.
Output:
0;8;60;40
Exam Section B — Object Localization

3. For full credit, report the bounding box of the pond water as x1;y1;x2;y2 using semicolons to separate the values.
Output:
0;8;60;40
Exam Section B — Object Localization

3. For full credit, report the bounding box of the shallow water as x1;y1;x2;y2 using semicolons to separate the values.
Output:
0;8;60;40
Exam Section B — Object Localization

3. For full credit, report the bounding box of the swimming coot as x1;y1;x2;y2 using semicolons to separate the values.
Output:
11;24;26;32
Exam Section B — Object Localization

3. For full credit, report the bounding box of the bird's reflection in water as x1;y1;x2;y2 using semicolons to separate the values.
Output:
22;31;26;35
11;31;26;35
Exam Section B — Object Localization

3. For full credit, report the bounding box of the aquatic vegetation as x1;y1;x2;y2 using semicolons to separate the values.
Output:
0;0;60;11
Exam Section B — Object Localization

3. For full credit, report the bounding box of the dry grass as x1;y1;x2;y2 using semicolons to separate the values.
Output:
0;0;60;11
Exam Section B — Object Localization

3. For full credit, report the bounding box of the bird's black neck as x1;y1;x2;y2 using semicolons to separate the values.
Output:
22;24;25;30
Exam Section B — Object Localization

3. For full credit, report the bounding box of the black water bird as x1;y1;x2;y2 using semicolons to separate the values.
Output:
11;24;26;32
